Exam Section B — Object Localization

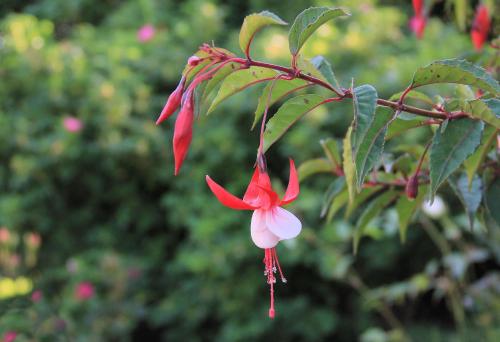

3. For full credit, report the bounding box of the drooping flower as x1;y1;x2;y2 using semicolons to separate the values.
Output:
409;0;426;39
206;158;301;318
156;77;185;125
173;90;195;175
63;116;83;133
75;281;94;301
137;24;155;42
471;5;490;51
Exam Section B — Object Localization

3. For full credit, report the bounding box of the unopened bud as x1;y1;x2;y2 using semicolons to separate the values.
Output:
405;175;419;200
187;56;202;67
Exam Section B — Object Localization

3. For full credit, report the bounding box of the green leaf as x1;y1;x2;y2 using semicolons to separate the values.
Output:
485;177;500;227
320;138;341;169
395;185;428;243
351;85;378;151
389;90;433;105
429;118;484;199
239;11;287;55
288;7;350;55
354;107;393;190
462;99;500;129
296;56;329;84
252;78;308;129
202;62;240;102
411;59;500;95
353;190;398;254
311;55;341;90
343;126;356;204
321;177;346;217
345;187;380;219
449;174;482;230
207;67;278;114
464;126;497;186
263;94;325;151
326;189;349;223
297;158;332;181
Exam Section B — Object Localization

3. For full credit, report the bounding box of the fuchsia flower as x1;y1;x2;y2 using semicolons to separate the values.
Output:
409;0;426;39
137;24;155;42
63;116;83;133
471;5;490;51
172;91;195;175
206;159;301;318
75;281;94;301
156;77;185;125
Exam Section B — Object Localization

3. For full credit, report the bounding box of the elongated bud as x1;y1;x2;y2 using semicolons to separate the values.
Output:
187;55;202;66
471;5;490;51
405;175;419;200
173;91;194;175
156;77;185;125
409;15;426;39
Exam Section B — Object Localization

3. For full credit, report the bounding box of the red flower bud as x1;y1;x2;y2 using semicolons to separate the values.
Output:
413;0;423;16
173;91;194;175
405;175;419;200
156;77;185;125
187;56;202;67
471;5;490;51
409;15;426;39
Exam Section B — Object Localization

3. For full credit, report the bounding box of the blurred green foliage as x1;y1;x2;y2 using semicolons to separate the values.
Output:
0;0;499;341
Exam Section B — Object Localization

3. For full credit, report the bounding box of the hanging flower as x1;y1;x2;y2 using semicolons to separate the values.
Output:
206;158;301;318
471;5;490;51
409;0;426;39
156;77;185;125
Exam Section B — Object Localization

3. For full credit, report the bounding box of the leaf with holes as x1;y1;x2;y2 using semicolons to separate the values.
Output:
464;126;497;186
207;67;278;114
252;78;309;129
298;158;333;182
311;55;341;90
289;7;350;55
239;11;287;55
263;94;325;151
354;107;393;190
353;190;399;254
202;62;240;102
462;99;500;129
411;59;500;95
449;174;482;230
429;118;483;199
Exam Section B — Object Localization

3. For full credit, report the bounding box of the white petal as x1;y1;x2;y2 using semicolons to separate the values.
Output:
250;209;280;249
265;207;302;240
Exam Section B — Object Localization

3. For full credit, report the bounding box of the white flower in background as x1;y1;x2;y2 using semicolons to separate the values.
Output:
422;196;447;218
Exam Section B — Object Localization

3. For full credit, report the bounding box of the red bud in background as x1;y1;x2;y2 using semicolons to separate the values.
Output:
405;175;419;200
413;0;423;16
156;77;185;125
173;91;194;175
471;5;490;51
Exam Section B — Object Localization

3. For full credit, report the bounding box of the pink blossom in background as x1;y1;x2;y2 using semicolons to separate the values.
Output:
0;227;10;243
31;290;43;303
63;117;83;133
137;24;155;42
75;281;94;300
3;331;17;342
